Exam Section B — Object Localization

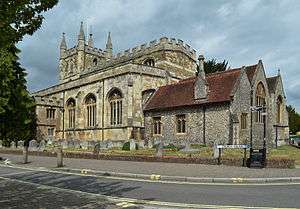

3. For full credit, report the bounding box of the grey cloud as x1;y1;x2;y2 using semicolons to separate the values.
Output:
18;0;300;111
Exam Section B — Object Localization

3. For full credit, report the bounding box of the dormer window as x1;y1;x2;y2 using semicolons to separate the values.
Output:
143;58;155;67
93;58;98;66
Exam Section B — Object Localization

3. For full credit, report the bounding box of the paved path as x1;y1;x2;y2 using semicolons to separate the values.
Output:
1;153;300;178
0;165;299;209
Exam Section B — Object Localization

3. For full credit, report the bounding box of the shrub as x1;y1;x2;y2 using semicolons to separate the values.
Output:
122;141;138;151
122;142;130;151
190;144;207;149
163;143;178;151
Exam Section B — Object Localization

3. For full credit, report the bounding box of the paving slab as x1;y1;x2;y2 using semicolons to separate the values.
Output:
1;153;300;179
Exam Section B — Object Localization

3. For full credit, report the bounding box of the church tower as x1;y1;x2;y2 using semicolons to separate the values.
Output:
58;22;108;83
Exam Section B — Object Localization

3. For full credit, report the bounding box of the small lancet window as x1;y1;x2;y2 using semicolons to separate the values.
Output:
93;58;98;66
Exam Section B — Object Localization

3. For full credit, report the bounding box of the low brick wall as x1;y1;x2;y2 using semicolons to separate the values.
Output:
0;149;295;169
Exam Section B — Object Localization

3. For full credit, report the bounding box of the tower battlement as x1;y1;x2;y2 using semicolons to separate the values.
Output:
34;96;63;107
112;37;196;61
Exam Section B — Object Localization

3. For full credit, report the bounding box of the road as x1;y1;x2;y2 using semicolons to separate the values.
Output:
0;165;299;209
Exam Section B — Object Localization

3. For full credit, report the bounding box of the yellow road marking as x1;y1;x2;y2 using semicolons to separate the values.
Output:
0;175;297;209
0;163;299;187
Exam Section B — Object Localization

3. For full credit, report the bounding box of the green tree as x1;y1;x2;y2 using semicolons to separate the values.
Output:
0;0;58;146
196;58;229;75
286;105;300;134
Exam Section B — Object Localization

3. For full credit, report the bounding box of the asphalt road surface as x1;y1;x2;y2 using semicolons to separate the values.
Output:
0;165;299;209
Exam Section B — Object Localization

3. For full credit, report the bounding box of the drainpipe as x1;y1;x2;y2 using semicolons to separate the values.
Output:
203;106;206;145
62;92;65;140
102;80;105;141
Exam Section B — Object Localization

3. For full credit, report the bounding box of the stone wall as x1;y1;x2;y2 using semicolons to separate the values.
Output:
144;103;231;146
230;69;251;145
35;64;169;141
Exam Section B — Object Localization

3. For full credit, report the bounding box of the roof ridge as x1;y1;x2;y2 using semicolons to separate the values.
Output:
206;63;258;77
267;75;279;79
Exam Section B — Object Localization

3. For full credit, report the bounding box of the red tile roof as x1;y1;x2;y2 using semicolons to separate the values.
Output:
144;64;258;111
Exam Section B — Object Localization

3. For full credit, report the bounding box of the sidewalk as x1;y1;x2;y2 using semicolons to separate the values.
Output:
1;153;300;179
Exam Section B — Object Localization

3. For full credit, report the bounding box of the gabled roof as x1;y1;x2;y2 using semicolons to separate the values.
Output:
266;76;279;94
144;64;258;111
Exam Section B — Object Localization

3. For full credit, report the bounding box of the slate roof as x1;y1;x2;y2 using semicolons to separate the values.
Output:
144;64;258;111
266;76;279;94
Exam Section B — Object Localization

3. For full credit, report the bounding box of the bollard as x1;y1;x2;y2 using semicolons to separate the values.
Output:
56;147;63;167
23;146;28;164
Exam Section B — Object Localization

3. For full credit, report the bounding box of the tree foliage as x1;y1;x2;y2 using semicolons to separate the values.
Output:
0;0;58;48
286;105;300;134
0;0;58;146
196;58;229;75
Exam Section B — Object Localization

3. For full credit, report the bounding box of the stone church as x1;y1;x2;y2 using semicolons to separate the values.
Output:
32;22;196;142
144;57;289;148
33;22;289;148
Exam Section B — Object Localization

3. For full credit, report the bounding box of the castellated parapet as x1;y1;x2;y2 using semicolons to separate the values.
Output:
81;37;197;78
59;22;197;83
34;96;63;107
112;37;196;61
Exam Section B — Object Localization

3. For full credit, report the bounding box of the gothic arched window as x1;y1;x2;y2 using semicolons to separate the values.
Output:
143;58;155;67
85;94;96;127
67;98;76;128
277;96;283;124
255;82;266;123
108;89;123;125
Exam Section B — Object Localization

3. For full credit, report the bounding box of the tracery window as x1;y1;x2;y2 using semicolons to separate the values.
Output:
176;114;186;133
67;98;76;128
241;113;247;129
153;117;162;135
143;58;155;67
109;89;123;125
255;82;266;123
85;94;96;127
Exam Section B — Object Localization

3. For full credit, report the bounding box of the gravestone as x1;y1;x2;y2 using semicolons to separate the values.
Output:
73;140;81;149
29;140;38;151
138;141;145;149
88;141;96;150
46;138;53;146
106;140;113;149
213;142;219;159
113;140;124;148
155;142;163;157
61;140;68;149
67;140;75;149
17;140;24;149
39;140;46;151
0;140;2;148
80;141;88;150
100;141;108;150
11;141;16;149
147;140;153;149
93;143;101;155
130;139;136;151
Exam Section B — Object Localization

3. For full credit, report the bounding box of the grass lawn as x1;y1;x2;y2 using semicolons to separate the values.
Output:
269;145;300;165
53;144;299;165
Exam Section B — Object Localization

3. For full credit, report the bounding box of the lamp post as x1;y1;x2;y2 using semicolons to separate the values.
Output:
262;106;267;149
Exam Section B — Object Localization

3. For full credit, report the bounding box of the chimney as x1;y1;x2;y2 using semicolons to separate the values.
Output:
194;54;207;100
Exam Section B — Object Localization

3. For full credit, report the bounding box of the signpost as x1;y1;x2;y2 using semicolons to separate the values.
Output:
249;105;268;168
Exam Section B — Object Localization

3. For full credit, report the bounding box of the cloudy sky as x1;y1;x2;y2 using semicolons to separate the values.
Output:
18;0;300;110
